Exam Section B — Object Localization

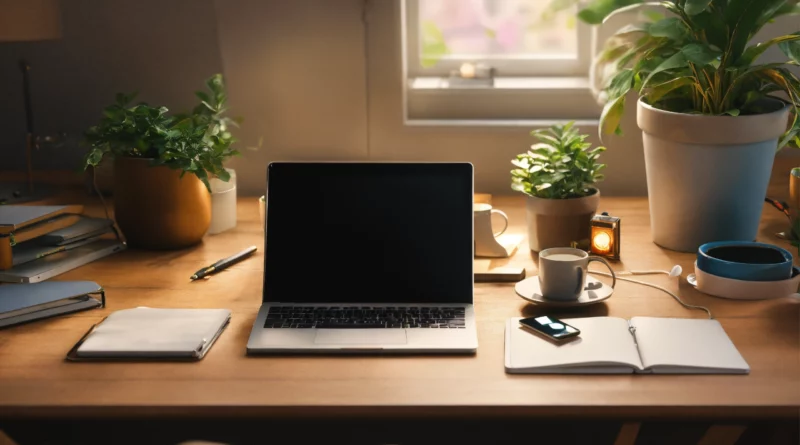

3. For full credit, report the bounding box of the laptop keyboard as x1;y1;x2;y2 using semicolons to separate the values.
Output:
264;306;466;329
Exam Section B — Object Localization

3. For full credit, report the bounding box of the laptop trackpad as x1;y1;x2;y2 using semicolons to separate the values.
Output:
314;329;408;345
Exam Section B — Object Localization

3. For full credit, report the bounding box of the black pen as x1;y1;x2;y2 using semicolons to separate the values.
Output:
191;245;258;281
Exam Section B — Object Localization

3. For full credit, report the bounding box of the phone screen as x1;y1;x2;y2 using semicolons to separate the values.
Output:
519;315;580;340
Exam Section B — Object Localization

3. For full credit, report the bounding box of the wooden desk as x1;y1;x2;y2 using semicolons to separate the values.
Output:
0;191;798;424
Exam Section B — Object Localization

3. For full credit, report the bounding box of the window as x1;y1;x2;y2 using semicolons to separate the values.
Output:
403;0;600;122
407;0;590;77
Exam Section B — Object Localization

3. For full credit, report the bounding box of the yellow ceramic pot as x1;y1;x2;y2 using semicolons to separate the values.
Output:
113;157;211;249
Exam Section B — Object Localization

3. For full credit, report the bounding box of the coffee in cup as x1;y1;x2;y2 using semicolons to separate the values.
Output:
538;247;616;301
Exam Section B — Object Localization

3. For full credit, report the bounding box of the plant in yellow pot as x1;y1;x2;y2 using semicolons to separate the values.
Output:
83;74;240;249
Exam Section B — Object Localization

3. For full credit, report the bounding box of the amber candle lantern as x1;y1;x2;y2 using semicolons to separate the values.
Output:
590;212;621;260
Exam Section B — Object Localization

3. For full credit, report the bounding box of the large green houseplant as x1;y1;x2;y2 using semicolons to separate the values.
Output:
572;0;800;252
511;122;606;251
83;74;241;249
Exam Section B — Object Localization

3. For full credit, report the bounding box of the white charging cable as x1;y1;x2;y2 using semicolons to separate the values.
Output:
589;265;714;319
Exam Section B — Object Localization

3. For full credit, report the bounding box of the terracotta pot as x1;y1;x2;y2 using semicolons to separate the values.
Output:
113;157;211;249
525;190;600;252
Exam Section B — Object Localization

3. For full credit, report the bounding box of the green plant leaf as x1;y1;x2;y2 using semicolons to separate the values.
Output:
216;168;231;182
689;11;729;51
608;2;677;25
684;0;713;15
779;32;800;64
648;17;688;40
82;73;244;191
723;109;741;116
511;122;604;198
773;1;800;20
741;33;800;66
195;91;211;103
757;1;799;28
726;0;786;63
642;51;687;88
644;76;695;104
608;69;635;99
600;95;626;136
578;0;659;24
643;10;665;22
682;43;722;67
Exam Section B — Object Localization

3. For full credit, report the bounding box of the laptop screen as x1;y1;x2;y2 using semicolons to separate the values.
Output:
263;163;474;304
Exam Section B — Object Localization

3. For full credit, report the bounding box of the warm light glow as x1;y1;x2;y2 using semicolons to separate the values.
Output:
590;213;620;259
592;230;612;253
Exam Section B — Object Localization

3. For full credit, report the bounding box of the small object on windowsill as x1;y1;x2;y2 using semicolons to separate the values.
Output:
448;62;494;88
590;212;621;260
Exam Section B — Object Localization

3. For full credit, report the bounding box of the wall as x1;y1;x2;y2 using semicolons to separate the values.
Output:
0;0;223;170
212;0;368;193
0;0;797;196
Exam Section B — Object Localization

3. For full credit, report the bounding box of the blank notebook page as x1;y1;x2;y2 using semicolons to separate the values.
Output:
632;317;750;373
505;317;643;372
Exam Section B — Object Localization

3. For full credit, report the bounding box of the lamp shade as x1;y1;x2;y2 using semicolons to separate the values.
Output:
0;0;61;42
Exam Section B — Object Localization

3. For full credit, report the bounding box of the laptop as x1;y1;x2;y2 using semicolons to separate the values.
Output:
247;162;478;353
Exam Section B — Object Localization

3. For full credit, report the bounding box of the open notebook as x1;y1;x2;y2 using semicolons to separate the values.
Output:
505;317;749;374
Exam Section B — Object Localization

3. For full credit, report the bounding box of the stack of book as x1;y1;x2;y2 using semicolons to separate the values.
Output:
0;205;126;283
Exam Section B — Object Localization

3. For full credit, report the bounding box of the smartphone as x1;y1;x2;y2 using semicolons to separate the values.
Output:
519;315;580;341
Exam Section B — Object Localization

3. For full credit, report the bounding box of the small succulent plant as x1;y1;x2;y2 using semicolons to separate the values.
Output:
511;122;606;199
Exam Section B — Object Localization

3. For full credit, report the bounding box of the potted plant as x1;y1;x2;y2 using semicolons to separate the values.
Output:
83;74;241;250
511;122;606;252
578;0;800;252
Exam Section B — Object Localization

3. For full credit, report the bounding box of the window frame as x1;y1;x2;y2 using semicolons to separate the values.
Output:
404;0;593;78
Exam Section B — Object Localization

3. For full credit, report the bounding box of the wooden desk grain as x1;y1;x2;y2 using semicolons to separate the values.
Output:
0;191;798;420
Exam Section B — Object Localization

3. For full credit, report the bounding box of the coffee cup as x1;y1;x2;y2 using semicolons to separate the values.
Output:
538;247;616;301
474;203;508;238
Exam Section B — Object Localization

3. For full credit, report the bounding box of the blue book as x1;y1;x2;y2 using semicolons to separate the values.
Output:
0;281;104;329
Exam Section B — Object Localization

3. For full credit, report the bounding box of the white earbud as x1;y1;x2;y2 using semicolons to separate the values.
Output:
669;265;682;277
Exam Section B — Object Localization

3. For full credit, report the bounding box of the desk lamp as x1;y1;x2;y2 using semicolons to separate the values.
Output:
0;0;61;204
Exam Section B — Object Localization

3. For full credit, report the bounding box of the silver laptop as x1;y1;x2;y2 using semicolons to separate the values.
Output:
247;162;478;354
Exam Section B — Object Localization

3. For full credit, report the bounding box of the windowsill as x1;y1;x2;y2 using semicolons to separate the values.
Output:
410;76;593;91
405;76;601;122
404;118;600;128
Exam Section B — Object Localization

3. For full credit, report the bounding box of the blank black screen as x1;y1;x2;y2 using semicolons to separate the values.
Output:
263;163;474;304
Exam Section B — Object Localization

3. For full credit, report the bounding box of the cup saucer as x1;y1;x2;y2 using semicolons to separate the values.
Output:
514;275;614;307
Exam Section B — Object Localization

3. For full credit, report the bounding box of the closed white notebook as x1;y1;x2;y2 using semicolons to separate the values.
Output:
76;307;231;359
505;317;749;375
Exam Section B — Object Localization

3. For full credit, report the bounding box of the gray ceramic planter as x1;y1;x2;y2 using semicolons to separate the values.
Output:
637;99;791;253
525;190;600;252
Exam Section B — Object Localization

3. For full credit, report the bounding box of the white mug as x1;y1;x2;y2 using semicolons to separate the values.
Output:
474;203;507;236
474;203;510;258
538;247;616;301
